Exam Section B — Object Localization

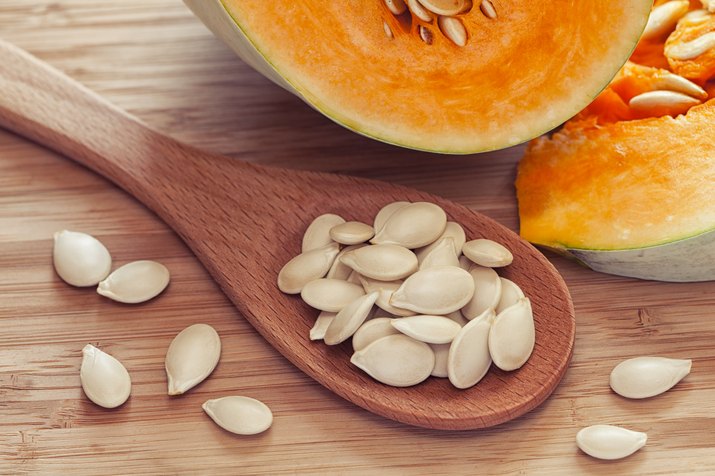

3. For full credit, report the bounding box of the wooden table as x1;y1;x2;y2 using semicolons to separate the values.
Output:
2;2;713;474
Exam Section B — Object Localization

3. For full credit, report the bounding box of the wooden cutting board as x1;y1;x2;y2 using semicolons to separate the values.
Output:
1;1;714;474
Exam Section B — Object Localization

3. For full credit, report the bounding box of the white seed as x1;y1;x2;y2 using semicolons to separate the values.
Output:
420;0;469;16
302;213;344;252
80;344;131;408
326;244;366;280
439;16;467;47
576;425;647;460
430;343;450;377
278;242;339;294
329;221;375;245
419;237;460;269
324;292;379;345
351;334;435;387
202;396;272;435
629;90;701;115
352;317;400;352
391;266;475;315
609;356;692;399
97;260;170;304
383;21;394;39
373;201;410;233
359;276;416;316
489;298;535;371
165;323;221;395
461;265;502;319
463;239;513;267
300;279;365;312
415;221;466;262
391;315;462;344
681;8;711;24
642;0;689;41
341;244;418;281
445;309;469;327
448;309;494;389
309;311;336;341
384;0;407;15
479;0;497;19
371;202;447;248
495;277;525;314
407;0;434;22
666;31;715;60
53;230;112;287
656;71;707;99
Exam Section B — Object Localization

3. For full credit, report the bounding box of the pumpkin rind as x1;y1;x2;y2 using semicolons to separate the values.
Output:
185;0;651;154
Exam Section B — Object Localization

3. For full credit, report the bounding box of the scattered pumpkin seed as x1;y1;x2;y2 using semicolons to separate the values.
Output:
278;242;339;294
352;317;400;352
609;356;692;399
300;279;365;312
97;260;170;304
80;344;131;409
391;266;475;315
165;323;221;396
341;244;418;281
302;213;345;253
351;334;435;387
202;396;273;435
489;298;535;371
324;292;380;345
576;425;647;460
448;309;494;389
329;221;375;245
53;230;112;287
462;238;513;267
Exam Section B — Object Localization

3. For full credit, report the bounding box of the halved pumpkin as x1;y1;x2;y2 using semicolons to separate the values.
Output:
184;0;651;153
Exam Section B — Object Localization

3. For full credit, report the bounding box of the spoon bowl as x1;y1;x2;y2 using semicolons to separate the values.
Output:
0;40;575;430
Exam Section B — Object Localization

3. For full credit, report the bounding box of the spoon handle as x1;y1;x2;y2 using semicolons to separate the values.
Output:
0;40;256;211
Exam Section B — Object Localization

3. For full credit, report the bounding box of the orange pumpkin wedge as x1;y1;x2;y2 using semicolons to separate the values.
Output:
184;0;651;153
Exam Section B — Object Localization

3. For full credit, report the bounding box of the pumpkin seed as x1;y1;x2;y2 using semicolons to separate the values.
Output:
681;8;711;24
420;0;469;16
391;266;475;314
407;0;434;22
53;230;112;287
385;0;408;15
666;31;715;60
642;0;689;40
462;238;513;267
202;396;273;435
495;277;525;314
80;344;131;408
374;201;410;233
302;213;344;253
391;315;462;344
341;244;418;281
329;221;375;245
352;317;400;352
479;0;497;19
430;343;450;377
383;21;394;39
97;260;170;304
609;356;692;399
439;16;467;47
300;279;365;312
324;292;379;345
165;323;221;395
629;90;701;115
419;237;460;269
372;202;447;248
419;25;434;45
488;298;535;371
415;221;466;262
461;265;501;319
351;334;435;387
576;425;647;460
278;242;340;294
360;276;417;317
657;71;707;99
448;309;494;389
326;244;366;280
309;311;336;341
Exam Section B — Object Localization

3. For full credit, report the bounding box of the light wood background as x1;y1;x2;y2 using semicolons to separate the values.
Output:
1;1;713;474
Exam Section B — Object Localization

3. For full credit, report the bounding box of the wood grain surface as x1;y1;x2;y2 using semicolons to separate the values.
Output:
1;1;714;474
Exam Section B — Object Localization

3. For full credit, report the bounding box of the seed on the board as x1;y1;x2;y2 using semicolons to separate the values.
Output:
97;260;170;304
576;425;647;460
609;356;692;399
203;396;273;435
53;230;112;287
80;344;131;408
165;323;221;395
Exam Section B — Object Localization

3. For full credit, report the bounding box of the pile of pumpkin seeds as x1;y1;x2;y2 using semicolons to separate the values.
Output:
278;201;536;389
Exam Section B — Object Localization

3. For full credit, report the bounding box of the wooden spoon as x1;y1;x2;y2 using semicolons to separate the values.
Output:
0;40;575;430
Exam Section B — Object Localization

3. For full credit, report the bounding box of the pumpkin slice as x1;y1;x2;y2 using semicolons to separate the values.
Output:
516;101;715;282
184;0;651;153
